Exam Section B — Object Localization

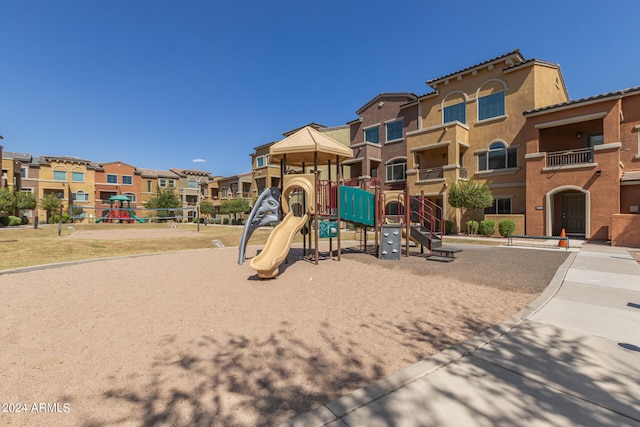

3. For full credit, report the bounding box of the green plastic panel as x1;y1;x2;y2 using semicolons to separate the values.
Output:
339;186;375;227
319;221;338;238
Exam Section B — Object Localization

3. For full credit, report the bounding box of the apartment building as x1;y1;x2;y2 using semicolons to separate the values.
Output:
136;168;180;206
405;50;569;232
33;156;99;221
94;161;142;215
346;93;419;193
170;168;212;218
2;151;24;192
523;86;640;244
251;141;281;196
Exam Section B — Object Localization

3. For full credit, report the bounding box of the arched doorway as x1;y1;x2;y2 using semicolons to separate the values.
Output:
545;186;590;238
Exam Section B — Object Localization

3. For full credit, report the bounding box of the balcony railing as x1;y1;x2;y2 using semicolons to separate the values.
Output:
418;167;444;181
546;147;593;167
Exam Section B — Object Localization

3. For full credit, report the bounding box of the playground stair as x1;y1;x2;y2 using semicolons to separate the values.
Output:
409;225;461;262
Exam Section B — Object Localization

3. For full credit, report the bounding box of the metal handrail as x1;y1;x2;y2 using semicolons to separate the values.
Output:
546;147;593;167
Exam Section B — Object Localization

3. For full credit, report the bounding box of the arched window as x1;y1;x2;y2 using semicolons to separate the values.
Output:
477;80;506;121
72;190;89;202
442;92;467;124
478;141;517;171
53;167;67;181
386;157;407;181
124;192;137;203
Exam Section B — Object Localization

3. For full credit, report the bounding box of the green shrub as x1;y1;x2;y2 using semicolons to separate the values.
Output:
223;217;229;225
0;216;9;226
499;219;516;237
478;220;495;237
445;220;454;235
49;214;71;224
8;215;22;226
467;220;479;235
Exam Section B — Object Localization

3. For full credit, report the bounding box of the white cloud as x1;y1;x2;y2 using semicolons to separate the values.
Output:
192;158;207;163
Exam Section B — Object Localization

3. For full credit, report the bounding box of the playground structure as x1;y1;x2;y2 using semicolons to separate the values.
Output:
238;126;461;279
96;194;144;223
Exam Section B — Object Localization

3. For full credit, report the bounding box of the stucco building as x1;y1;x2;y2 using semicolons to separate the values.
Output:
405;50;569;232
523;86;640;244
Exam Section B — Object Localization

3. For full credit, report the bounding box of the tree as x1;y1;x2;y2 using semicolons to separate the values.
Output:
0;187;16;215
16;191;37;216
40;193;63;222
199;201;215;218
448;179;493;234
144;188;182;221
220;198;250;223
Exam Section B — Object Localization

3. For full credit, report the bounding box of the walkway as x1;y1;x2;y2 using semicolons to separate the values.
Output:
282;243;640;426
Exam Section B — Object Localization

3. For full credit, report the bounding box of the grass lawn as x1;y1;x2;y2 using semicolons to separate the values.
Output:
0;223;279;271
0;222;505;271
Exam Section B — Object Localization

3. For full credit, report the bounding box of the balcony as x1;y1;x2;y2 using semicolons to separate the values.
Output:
546;147;593;167
418;167;444;181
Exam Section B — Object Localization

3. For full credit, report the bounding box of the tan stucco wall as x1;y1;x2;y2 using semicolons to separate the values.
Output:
408;60;567;231
484;214;525;237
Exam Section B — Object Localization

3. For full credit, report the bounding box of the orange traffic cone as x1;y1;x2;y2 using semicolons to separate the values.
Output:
558;228;567;247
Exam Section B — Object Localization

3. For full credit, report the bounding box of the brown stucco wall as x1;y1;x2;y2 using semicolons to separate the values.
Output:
620;185;640;214
611;214;640;248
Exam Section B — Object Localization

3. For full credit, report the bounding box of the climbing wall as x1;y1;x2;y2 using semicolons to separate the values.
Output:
379;224;402;260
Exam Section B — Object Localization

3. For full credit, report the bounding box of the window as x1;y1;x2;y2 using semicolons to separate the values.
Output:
443;102;466;124
159;178;166;188
107;174;118;184
122;175;132;185
478;91;505;120
188;180;197;189
168;179;175;188
21;168;27;179
72;190;89;202
146;180;152;192
124;192;136;203
386;158;407;181
386;120;403;142
54;170;66;181
365;126;380;144
484;198;512;215
478;142;517;171
256;156;265;167
72;172;84;182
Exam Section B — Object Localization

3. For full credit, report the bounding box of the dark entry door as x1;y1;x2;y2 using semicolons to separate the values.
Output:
561;193;585;235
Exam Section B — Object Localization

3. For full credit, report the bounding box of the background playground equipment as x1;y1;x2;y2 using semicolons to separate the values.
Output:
95;194;144;223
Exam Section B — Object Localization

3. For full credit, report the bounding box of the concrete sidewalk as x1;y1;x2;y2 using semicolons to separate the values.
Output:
282;244;640;426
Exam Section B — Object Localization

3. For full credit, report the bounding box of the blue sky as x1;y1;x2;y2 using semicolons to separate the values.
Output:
1;0;638;177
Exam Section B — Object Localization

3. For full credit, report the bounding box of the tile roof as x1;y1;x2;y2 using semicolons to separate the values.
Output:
136;168;180;178
2;151;32;161
426;49;525;87
524;86;640;116
355;92;418;115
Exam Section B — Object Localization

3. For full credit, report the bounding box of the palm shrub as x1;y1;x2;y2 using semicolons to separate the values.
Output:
478;220;495;237
499;219;516;237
